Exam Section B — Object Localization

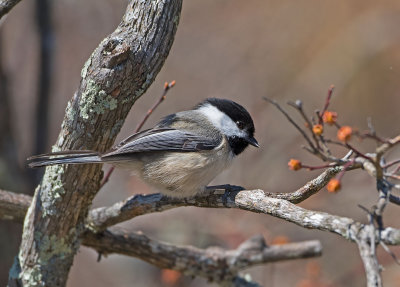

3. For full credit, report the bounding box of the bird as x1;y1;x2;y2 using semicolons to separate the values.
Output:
28;98;259;198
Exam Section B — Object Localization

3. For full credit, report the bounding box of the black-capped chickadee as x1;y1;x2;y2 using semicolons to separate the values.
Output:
28;98;259;198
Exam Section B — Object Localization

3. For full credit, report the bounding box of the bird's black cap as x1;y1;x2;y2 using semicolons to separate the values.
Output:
199;98;258;155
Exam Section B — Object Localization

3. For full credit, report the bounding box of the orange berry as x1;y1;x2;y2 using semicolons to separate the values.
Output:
272;235;290;245
322;111;337;125
296;279;315;287
170;80;176;87
327;179;341;192
288;159;302;171
337;126;352;142
312;124;324;136
161;269;181;285
306;261;321;278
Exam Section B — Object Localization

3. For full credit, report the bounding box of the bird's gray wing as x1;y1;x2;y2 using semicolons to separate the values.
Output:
103;128;220;158
113;128;154;149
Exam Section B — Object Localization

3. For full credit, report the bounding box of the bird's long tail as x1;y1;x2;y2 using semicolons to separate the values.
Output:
27;150;102;168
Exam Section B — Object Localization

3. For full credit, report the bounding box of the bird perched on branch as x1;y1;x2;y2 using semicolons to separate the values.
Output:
28;98;259;198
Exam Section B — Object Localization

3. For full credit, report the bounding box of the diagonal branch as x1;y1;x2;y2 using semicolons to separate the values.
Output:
9;1;183;286
263;97;317;153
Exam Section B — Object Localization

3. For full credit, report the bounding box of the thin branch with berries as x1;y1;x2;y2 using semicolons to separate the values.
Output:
264;86;400;287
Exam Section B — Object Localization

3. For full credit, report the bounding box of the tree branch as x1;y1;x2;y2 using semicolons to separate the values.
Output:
2;186;399;247
83;229;321;285
355;226;382;287
87;164;360;231
0;0;22;20
0;189;30;222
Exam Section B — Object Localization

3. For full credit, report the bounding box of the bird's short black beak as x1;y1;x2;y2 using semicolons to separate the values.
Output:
246;136;259;148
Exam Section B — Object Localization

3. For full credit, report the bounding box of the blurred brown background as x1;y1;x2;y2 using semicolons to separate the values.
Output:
1;0;400;286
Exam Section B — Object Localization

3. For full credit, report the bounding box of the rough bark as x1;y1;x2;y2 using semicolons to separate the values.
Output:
8;1;182;286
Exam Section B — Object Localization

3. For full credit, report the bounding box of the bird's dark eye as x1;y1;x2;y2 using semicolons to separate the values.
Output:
236;121;245;129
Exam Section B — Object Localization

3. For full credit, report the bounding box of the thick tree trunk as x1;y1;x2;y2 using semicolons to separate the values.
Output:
8;1;182;286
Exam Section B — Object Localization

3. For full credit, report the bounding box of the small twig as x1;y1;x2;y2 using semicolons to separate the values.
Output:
380;241;400;265
353;118;386;144
343;150;354;160
386;174;400;180
393;166;400;176
319;85;334;124
287;100;322;151
345;143;374;162
324;139;349;148
318;134;333;156
301;163;340;171
376;135;400;156
97;252;103;262
100;81;176;188
99;166;115;188
383;159;400;169
335;158;356;183
389;194;400;205
333;121;342;129
374;180;391;224
355;131;387;144
134;80;175;132
358;204;372;216
367;117;376;136
264;97;318;155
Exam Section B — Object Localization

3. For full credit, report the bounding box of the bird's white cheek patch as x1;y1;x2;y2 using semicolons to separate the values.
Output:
198;104;246;137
